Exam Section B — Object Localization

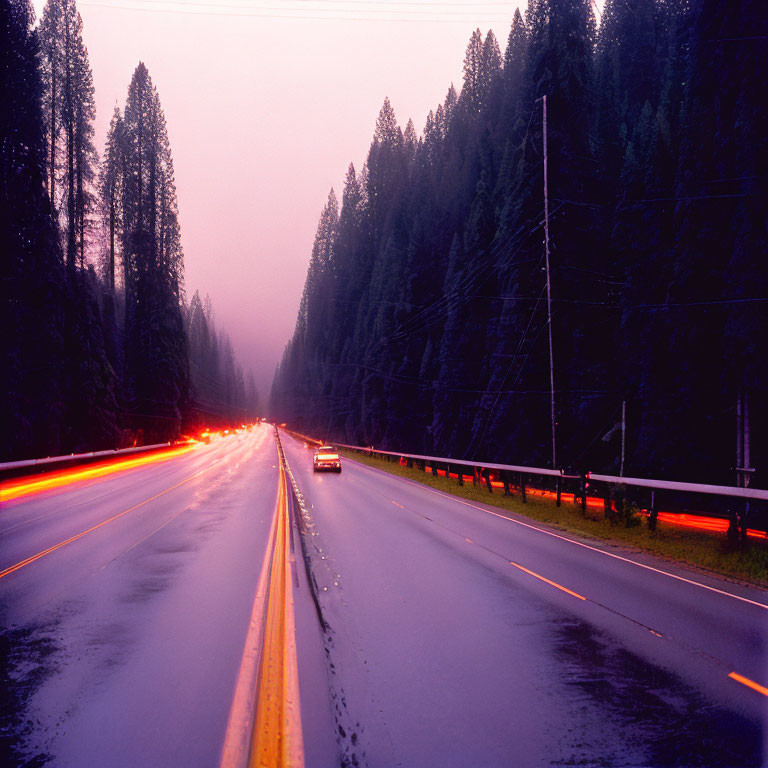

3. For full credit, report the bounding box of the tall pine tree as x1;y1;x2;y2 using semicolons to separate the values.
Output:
122;62;189;441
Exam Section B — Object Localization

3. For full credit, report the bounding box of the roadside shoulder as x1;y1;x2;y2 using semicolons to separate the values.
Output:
340;450;768;599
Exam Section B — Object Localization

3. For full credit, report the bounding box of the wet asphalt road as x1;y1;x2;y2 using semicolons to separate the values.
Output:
280;433;768;768
1;428;282;767
1;426;767;767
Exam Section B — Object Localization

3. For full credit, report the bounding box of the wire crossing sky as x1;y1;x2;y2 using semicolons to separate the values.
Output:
76;0;522;22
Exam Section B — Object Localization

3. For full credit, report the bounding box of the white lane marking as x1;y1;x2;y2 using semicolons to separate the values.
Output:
347;458;768;612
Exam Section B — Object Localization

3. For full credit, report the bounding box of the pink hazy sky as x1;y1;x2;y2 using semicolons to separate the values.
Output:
33;0;541;396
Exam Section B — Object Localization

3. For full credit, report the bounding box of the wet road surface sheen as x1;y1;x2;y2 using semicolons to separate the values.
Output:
2;427;766;767
281;434;767;768
1;428;279;767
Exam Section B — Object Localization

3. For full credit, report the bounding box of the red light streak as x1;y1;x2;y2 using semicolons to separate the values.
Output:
421;463;766;540
1;444;197;504
0;454;225;581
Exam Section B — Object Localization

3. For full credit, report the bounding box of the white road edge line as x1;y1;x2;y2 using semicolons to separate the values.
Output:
347;456;768;612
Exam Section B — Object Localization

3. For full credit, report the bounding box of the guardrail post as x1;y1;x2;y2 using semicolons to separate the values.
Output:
556;475;561;507
457;465;464;486
740;501;749;545
502;472;511;496
406;457;413;469
648;490;657;531
520;473;527;503
431;463;438;476
727;509;739;544
580;473;588;516
483;469;493;494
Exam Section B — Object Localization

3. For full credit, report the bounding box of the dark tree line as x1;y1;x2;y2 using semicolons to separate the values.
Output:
186;290;259;427
2;0;257;461
271;0;767;486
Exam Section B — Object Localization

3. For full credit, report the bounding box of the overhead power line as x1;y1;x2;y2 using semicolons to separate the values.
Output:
630;296;768;310
94;0;518;6
78;0;517;21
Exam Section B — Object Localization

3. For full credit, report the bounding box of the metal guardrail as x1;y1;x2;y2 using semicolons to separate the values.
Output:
588;473;768;502
332;442;768;503
335;444;561;478
277;427;767;538
0;442;173;472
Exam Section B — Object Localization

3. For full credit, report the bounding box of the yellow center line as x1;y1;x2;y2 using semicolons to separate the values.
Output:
249;459;305;767
220;482;281;768
391;500;404;508
729;671;768;697
509;561;587;601
0;454;226;581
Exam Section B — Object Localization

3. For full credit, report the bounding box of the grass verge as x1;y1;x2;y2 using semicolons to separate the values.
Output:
340;449;768;588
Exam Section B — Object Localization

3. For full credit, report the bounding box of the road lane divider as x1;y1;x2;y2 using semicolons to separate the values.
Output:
351;471;673;640
221;432;305;768
728;672;768;697
348;458;768;612
250;463;305;767
348;477;592;606
220;483;281;768
509;561;586;600
313;456;760;702
0;453;231;581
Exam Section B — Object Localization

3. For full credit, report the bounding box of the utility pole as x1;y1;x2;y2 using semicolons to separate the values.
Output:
736;391;743;487
736;387;753;542
542;95;557;471
743;390;751;541
620;400;626;477
744;391;750;486
736;388;753;488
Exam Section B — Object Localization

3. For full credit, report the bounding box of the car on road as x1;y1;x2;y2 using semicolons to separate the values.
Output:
313;446;342;473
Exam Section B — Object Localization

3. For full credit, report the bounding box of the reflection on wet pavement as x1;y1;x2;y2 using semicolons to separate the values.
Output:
553;620;763;767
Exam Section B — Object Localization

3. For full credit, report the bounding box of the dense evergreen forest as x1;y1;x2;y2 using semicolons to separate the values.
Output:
271;0;767;486
2;0;258;461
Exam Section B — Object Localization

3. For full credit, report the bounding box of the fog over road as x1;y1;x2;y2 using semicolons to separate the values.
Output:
1;427;766;767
